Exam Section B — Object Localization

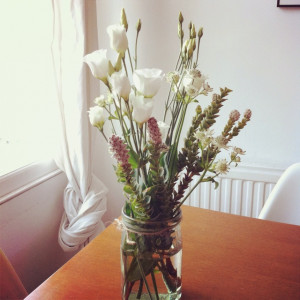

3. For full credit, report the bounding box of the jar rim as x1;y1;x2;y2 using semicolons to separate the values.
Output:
121;207;182;227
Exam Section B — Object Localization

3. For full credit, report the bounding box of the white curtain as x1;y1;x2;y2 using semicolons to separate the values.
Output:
51;0;108;252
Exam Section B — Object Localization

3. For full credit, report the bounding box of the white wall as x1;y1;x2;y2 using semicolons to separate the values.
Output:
93;0;300;221
0;172;76;293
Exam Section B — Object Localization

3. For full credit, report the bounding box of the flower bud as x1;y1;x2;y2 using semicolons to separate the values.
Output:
120;8;128;31
114;53;123;72
136;19;142;33
179;12;184;23
187;39;195;58
88;106;106;130
107;24;128;53
108;60;115;76
244;109;252;120
196;105;202;114
198;27;203;38
191;24;196;39
229;110;240;122
178;24;184;39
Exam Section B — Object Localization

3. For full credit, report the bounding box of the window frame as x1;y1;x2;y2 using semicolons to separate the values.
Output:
0;159;62;204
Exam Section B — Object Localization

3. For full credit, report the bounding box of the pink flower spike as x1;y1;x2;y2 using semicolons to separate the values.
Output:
229;110;240;122
244;109;252;120
109;135;130;169
147;117;162;145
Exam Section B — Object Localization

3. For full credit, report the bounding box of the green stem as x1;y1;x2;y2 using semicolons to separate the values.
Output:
168;103;188;182
125;101;140;155
127;49;134;73
137;279;144;299
151;270;159;300
122;57;129;77
99;129;108;142
136;256;153;300
135;30;140;69
104;107;117;134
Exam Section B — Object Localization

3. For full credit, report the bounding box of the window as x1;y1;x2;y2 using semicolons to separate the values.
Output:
0;1;59;178
0;1;61;201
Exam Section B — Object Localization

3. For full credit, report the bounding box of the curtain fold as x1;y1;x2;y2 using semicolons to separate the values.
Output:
51;0;107;252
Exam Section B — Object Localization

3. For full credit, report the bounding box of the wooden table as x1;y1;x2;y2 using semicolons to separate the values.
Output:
26;206;300;300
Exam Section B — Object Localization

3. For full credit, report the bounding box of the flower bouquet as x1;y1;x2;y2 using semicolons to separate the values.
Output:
84;9;251;300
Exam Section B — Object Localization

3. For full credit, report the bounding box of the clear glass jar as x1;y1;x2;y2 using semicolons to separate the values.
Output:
121;209;182;300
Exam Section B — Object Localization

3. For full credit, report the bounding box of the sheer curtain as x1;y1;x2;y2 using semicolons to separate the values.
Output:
51;0;107;252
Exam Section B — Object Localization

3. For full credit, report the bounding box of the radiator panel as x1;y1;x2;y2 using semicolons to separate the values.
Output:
185;166;282;218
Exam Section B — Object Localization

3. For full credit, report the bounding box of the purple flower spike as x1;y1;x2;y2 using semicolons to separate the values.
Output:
147;117;162;145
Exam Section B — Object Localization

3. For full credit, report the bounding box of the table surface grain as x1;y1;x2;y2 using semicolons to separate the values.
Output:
25;206;300;300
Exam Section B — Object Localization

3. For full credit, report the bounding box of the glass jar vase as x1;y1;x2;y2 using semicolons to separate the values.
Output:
120;209;182;300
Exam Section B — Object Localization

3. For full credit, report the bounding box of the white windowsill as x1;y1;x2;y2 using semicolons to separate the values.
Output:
0;159;63;204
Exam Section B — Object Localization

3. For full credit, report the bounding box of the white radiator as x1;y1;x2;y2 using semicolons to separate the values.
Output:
185;165;283;218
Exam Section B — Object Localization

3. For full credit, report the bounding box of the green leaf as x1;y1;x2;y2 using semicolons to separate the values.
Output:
123;185;133;194
128;150;139;169
126;256;155;283
168;144;178;180
214;181;219;189
159;152;169;182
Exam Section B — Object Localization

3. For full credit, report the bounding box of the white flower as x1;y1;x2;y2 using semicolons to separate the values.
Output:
157;121;169;141
212;136;229;150
182;69;206;97
88;106;106;129
107;24;128;53
83;49;109;80
195;129;214;148
133;68;164;98
215;159;229;175
109;71;131;101
130;93;154;124
106;93;114;105
232;146;246;155
94;95;106;107
166;71;180;85
202;82;213;96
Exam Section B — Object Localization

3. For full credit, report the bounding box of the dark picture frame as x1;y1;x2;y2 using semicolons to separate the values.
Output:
277;0;300;6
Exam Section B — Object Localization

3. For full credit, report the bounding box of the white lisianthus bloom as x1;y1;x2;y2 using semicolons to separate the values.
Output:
157;121;169;141
109;71;131;101
130;93;154;124
133;68;164;98
88;106;106;129
83;49;109;81
107;24;128;53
